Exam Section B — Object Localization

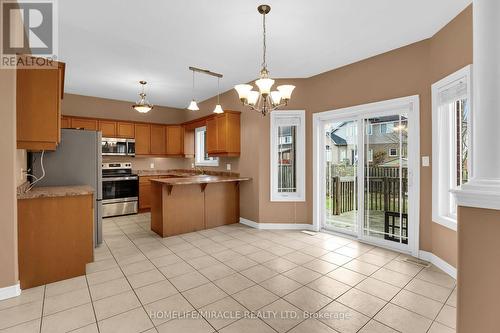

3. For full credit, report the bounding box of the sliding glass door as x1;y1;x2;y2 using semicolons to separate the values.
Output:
319;97;417;254
324;120;359;235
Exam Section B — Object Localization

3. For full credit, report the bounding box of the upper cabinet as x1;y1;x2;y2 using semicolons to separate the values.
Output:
135;124;151;155
17;58;65;150
206;112;240;156
70;118;98;130
98;120;117;137
117;122;135;138
150;125;166;155
166;125;184;156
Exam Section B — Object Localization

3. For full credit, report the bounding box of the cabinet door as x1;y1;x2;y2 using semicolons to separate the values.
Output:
139;183;151;210
135;124;151;155
117;122;135;138
98;120;117;137
216;115;227;152
166;126;183;155
150;125;166;155
206;117;218;153
71;118;98;130
61;116;71;129
17;61;64;150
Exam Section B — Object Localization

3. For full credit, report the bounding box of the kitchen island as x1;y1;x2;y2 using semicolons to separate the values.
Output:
150;175;250;237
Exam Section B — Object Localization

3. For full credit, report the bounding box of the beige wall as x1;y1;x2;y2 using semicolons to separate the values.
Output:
195;6;473;267
0;69;19;289
457;206;500;332
62;93;188;124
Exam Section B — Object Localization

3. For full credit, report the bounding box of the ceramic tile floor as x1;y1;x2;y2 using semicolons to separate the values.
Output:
0;213;457;333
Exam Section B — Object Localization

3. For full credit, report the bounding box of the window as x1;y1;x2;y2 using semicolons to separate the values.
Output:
367;149;374;162
380;122;395;134
366;124;373;135
270;110;305;201
432;65;472;230
195;126;219;166
388;148;398;157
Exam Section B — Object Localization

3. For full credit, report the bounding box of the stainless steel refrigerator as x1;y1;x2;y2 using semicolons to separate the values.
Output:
30;129;103;246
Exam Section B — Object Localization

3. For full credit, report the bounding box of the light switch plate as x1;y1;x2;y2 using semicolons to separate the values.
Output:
150;163;155;169
422;156;430;167
226;164;231;171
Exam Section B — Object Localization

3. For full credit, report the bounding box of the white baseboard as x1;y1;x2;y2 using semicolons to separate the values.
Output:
419;250;457;279
0;283;21;301
239;218;317;231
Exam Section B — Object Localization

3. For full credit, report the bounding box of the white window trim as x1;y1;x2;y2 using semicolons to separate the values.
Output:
270;110;305;202
195;126;219;167
388;148;398;157
367;149;374;162
431;65;472;231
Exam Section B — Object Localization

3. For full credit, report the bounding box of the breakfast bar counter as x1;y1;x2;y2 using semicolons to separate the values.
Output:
150;175;251;237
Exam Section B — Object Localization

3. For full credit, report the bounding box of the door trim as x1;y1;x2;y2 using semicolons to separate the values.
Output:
313;95;420;257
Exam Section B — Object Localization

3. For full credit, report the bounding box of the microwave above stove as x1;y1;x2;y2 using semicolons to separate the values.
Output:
102;138;135;156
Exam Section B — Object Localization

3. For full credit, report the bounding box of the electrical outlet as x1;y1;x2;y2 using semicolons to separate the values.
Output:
191;163;195;169
150;162;155;169
226;164;231;171
422;156;430;167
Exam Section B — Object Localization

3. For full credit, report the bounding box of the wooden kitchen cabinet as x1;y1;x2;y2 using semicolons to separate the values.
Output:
206;117;218;153
98;120;117;137
61;116;71;129
71;117;98;130
150;125;166;155
17;58;65;150
206;111;240;156
117;122;135;138
166;125;184;155
135;124;151;155
18;193;93;289
139;176;152;211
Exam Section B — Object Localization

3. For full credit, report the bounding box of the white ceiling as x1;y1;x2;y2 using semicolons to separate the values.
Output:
59;0;471;109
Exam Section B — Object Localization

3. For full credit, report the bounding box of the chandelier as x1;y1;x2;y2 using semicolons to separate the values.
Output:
234;4;295;116
132;80;153;113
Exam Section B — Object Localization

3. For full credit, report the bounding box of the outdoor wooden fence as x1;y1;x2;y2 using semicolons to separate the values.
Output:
330;175;408;215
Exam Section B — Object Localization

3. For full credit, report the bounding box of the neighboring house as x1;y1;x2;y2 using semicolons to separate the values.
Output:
326;115;407;166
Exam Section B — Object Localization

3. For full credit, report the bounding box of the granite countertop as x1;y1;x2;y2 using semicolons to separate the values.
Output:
135;169;240;177
150;175;251;186
17;184;94;200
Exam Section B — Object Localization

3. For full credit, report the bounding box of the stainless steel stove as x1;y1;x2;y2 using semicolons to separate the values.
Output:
102;162;138;217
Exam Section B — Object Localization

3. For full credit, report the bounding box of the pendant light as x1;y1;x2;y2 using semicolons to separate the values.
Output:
213;77;224;114
234;4;295;116
132;81;153;113
187;69;200;111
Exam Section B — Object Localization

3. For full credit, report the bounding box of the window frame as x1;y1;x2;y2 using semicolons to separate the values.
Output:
431;65;472;231
270;110;306;202
388;148;398;157
194;126;219;167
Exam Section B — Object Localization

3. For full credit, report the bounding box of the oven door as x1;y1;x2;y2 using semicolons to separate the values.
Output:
102;176;139;202
102;138;128;156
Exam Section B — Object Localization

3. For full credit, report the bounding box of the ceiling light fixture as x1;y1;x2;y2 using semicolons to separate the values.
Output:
234;4;295;116
132;80;153;113
187;69;199;111
213;77;224;114
187;66;224;114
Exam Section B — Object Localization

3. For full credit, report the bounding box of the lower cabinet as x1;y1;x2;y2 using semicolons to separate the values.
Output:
139;176;152;211
17;194;94;289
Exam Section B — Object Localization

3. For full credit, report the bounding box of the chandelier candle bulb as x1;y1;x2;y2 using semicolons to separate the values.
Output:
247;91;260;106
277;85;295;101
270;91;282;105
235;84;253;101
